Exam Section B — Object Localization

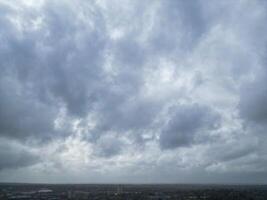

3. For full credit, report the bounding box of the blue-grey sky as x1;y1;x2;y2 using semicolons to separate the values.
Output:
0;0;267;184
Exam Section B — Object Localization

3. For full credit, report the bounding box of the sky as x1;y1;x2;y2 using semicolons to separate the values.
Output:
0;0;267;184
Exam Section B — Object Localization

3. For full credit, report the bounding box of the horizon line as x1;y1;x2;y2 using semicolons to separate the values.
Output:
0;182;266;186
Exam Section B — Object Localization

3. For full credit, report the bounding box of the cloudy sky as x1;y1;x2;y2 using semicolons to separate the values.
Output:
0;0;267;184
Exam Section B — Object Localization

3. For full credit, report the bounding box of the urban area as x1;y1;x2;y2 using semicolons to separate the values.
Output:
0;183;267;200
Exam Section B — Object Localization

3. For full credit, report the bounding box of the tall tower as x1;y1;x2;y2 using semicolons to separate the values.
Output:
117;185;123;194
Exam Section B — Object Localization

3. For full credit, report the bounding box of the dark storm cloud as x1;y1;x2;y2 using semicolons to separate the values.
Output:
160;104;220;149
0;0;157;144
148;0;207;54
94;93;159;132
0;0;107;141
0;0;212;143
86;0;211;138
0;139;39;170
94;135;123;158
205;137;257;165
0;78;57;140
38;2;108;117
239;71;267;125
0;0;267;183
0;0;159;168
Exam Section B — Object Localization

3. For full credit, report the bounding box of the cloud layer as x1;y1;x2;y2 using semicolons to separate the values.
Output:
0;0;267;184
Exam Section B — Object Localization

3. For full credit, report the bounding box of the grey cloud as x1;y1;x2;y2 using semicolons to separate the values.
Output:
239;71;267;125
0;0;212;144
147;0;207;55
237;69;267;175
0;0;267;183
94;135;124;158
0;74;58;141
33;2;107;117
84;0;211;139
113;39;146;69
205;136;258;166
160;104;220;150
95;94;159;132
0;1;107;142
0;138;39;170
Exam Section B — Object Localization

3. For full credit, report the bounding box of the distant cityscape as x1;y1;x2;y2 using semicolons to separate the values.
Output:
0;183;267;200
